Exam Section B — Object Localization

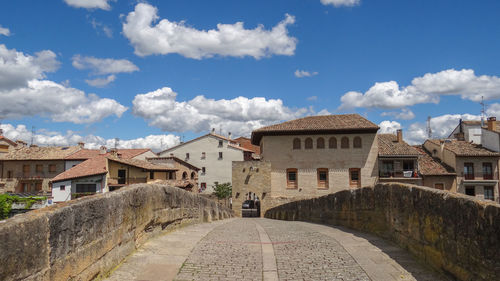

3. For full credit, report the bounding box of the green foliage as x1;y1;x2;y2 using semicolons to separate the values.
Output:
0;194;46;220
213;182;232;200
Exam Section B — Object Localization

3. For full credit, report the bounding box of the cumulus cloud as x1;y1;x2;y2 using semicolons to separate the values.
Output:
122;3;297;59
339;69;500;110
0;44;127;123
380;108;415;120
72;55;139;75
89;17;113;38
321;0;360;7
64;0;114;10
0;123;179;152
132;87;310;136
295;70;318;78
378;120;402;134
0;44;60;90
0;25;10;36
85;75;116;87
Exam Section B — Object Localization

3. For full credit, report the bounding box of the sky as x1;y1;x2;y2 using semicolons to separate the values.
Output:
1;0;500;151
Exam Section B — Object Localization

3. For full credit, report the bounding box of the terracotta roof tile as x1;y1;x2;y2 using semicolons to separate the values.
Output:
414;146;456;176
377;134;420;156
65;148;153;160
52;156;108;182
425;139;500;157
0;136;17;146
234;137;261;154
0;146;81;160
107;156;176;171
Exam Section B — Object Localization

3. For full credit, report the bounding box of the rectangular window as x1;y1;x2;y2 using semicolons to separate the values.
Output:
150;171;154;180
76;184;97;193
168;171;175;180
218;152;223;159
464;163;474;180
349;168;361;187
201;152;206;159
185;153;190;160
465;186;475;196
403;160;414;171
36;164;43;173
484;186;494;200
434;183;444;190
202;167;206;174
218;140;223;147
482;163;493;180
49;164;57;173
381;161;394;177
7;171;13;179
317;168;328;189
60;185;66;191
200;182;207;191
23;165;30;177
286;168;298;189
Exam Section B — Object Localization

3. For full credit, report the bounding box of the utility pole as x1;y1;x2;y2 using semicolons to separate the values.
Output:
31;126;35;146
427;116;432;139
480;96;486;127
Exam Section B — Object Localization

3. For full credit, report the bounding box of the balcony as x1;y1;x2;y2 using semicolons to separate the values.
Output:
462;173;497;182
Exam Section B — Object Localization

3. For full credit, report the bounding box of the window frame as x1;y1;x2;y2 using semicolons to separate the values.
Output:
434;183;445;190
349;168;361;187
218;152;223;159
49;164;57;173
465;186;475;196
317;168;329;189
316;138;325;149
201;152;206;159
484;186;494;200
329;137;337;149
341;137;349;149
353;136;362;148
464;162;474;180
286;168;298;189
482;162;493;180
293;138;301;150
304;138;313;149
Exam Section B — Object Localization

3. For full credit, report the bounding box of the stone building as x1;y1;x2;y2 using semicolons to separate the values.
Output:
158;132;252;193
414;146;457;192
232;114;380;217
147;156;200;192
423;139;499;202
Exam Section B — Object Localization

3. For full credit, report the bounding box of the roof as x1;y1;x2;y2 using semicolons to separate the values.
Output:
0;136;17;146
147;156;201;171
0;146;81;160
377;134;420;157
65;148;152;160
414;146;456;176
52;156;108;182
425;139;500;157
108;156;176;171
251;114;379;145
159;133;236;154
234;137;261;155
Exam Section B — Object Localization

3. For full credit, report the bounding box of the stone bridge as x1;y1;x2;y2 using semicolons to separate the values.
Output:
0;183;499;281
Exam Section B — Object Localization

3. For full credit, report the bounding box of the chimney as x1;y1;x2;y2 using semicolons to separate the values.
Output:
488;117;496;131
109;148;118;157
228;132;232;140
78;142;85;149
99;146;107;155
211;128;215;134
454;132;465;141
396;129;403;143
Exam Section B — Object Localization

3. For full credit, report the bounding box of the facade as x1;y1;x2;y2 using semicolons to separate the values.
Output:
448;120;485;144
233;137;261;159
158;132;252;193
232;114;380;217
423;139;499;202
147;156;200;192
414;146;457;192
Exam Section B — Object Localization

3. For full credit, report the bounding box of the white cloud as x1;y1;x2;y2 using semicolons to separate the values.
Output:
339;69;500;110
85;75;116;87
317;109;331;115
89;17;113;38
0;123;179;152
295;70;318;78
122;3;297;59
307;96;318;101
321;0;361;7
0;44;60;90
132;87;309;136
64;0;114;10
378;121;402;134
486;103;500;117
380;108;416;120
0;25;10;36
72;55;139;75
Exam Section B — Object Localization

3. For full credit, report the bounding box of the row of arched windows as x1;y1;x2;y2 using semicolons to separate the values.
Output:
182;171;197;180
293;136;362;150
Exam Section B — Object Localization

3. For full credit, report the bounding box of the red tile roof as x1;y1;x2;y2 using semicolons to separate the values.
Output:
414;146;456;176
425;139;500;157
52;156;108;182
0;136;17;146
251;114;379;145
234;137;261;155
0;146;81;160
377;134;419;157
107;156;176;171
65;148;152;160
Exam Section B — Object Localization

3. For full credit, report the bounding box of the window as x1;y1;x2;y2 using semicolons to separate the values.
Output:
49;164;56;173
201;152;206;159
60;185;66;191
353;136;362;148
23;165;30;177
293;138;301;150
219;152;223;159
76;184;97;193
464;163;474;180
305;138;313;149
200;182;207;191
150;171;154;179
286;168;298;188
36;164;43;173
7;171;12;179
168;171;175;180
316;138;325;149
465;186;475;196
341;137;349;149
483;163;493;180
434;183;444;190
329;137;337;149
381;161;394;177
182;172;188;180
191;172;196;179
349;168;361;187
317;168;328;189
218;140;223;147
185;153;190;160
403;160;414;171
202;167;206;174
484;186;494;200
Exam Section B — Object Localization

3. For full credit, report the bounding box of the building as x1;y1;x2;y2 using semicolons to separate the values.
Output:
377;130;422;185
233;136;261;159
232;114;380;217
0;135;17;153
414;146;457;192
423;139;499;202
147;156;200;192
158;132;252;193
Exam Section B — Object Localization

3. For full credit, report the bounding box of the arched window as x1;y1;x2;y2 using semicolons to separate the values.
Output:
353;136;362;148
293;138;301;150
341;137;349;149
329;137;337;149
305;138;313;149
190;172;196;179
317;137;325;149
182;172;188;180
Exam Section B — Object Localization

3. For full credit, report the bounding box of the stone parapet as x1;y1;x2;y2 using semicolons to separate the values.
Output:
265;183;500;281
0;184;233;281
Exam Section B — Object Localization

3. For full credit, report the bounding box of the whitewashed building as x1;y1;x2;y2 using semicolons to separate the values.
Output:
158;132;252;193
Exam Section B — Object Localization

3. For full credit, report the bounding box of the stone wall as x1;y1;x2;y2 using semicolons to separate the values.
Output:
265;183;500;281
0;184;233;281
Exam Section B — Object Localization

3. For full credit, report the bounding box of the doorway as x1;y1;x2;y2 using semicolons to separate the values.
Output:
118;169;126;184
241;192;261;218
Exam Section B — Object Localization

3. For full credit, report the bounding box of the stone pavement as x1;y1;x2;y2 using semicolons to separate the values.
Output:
107;218;448;281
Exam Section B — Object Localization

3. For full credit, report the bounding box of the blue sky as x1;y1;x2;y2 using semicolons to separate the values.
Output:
1;0;500;150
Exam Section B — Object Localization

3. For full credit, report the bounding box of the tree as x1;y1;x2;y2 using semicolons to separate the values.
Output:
213;182;232;205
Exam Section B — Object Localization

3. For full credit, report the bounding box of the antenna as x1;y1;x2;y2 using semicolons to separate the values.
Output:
31;126;35;146
114;138;119;149
0;119;3;136
427;116;432;139
480;96;486;126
